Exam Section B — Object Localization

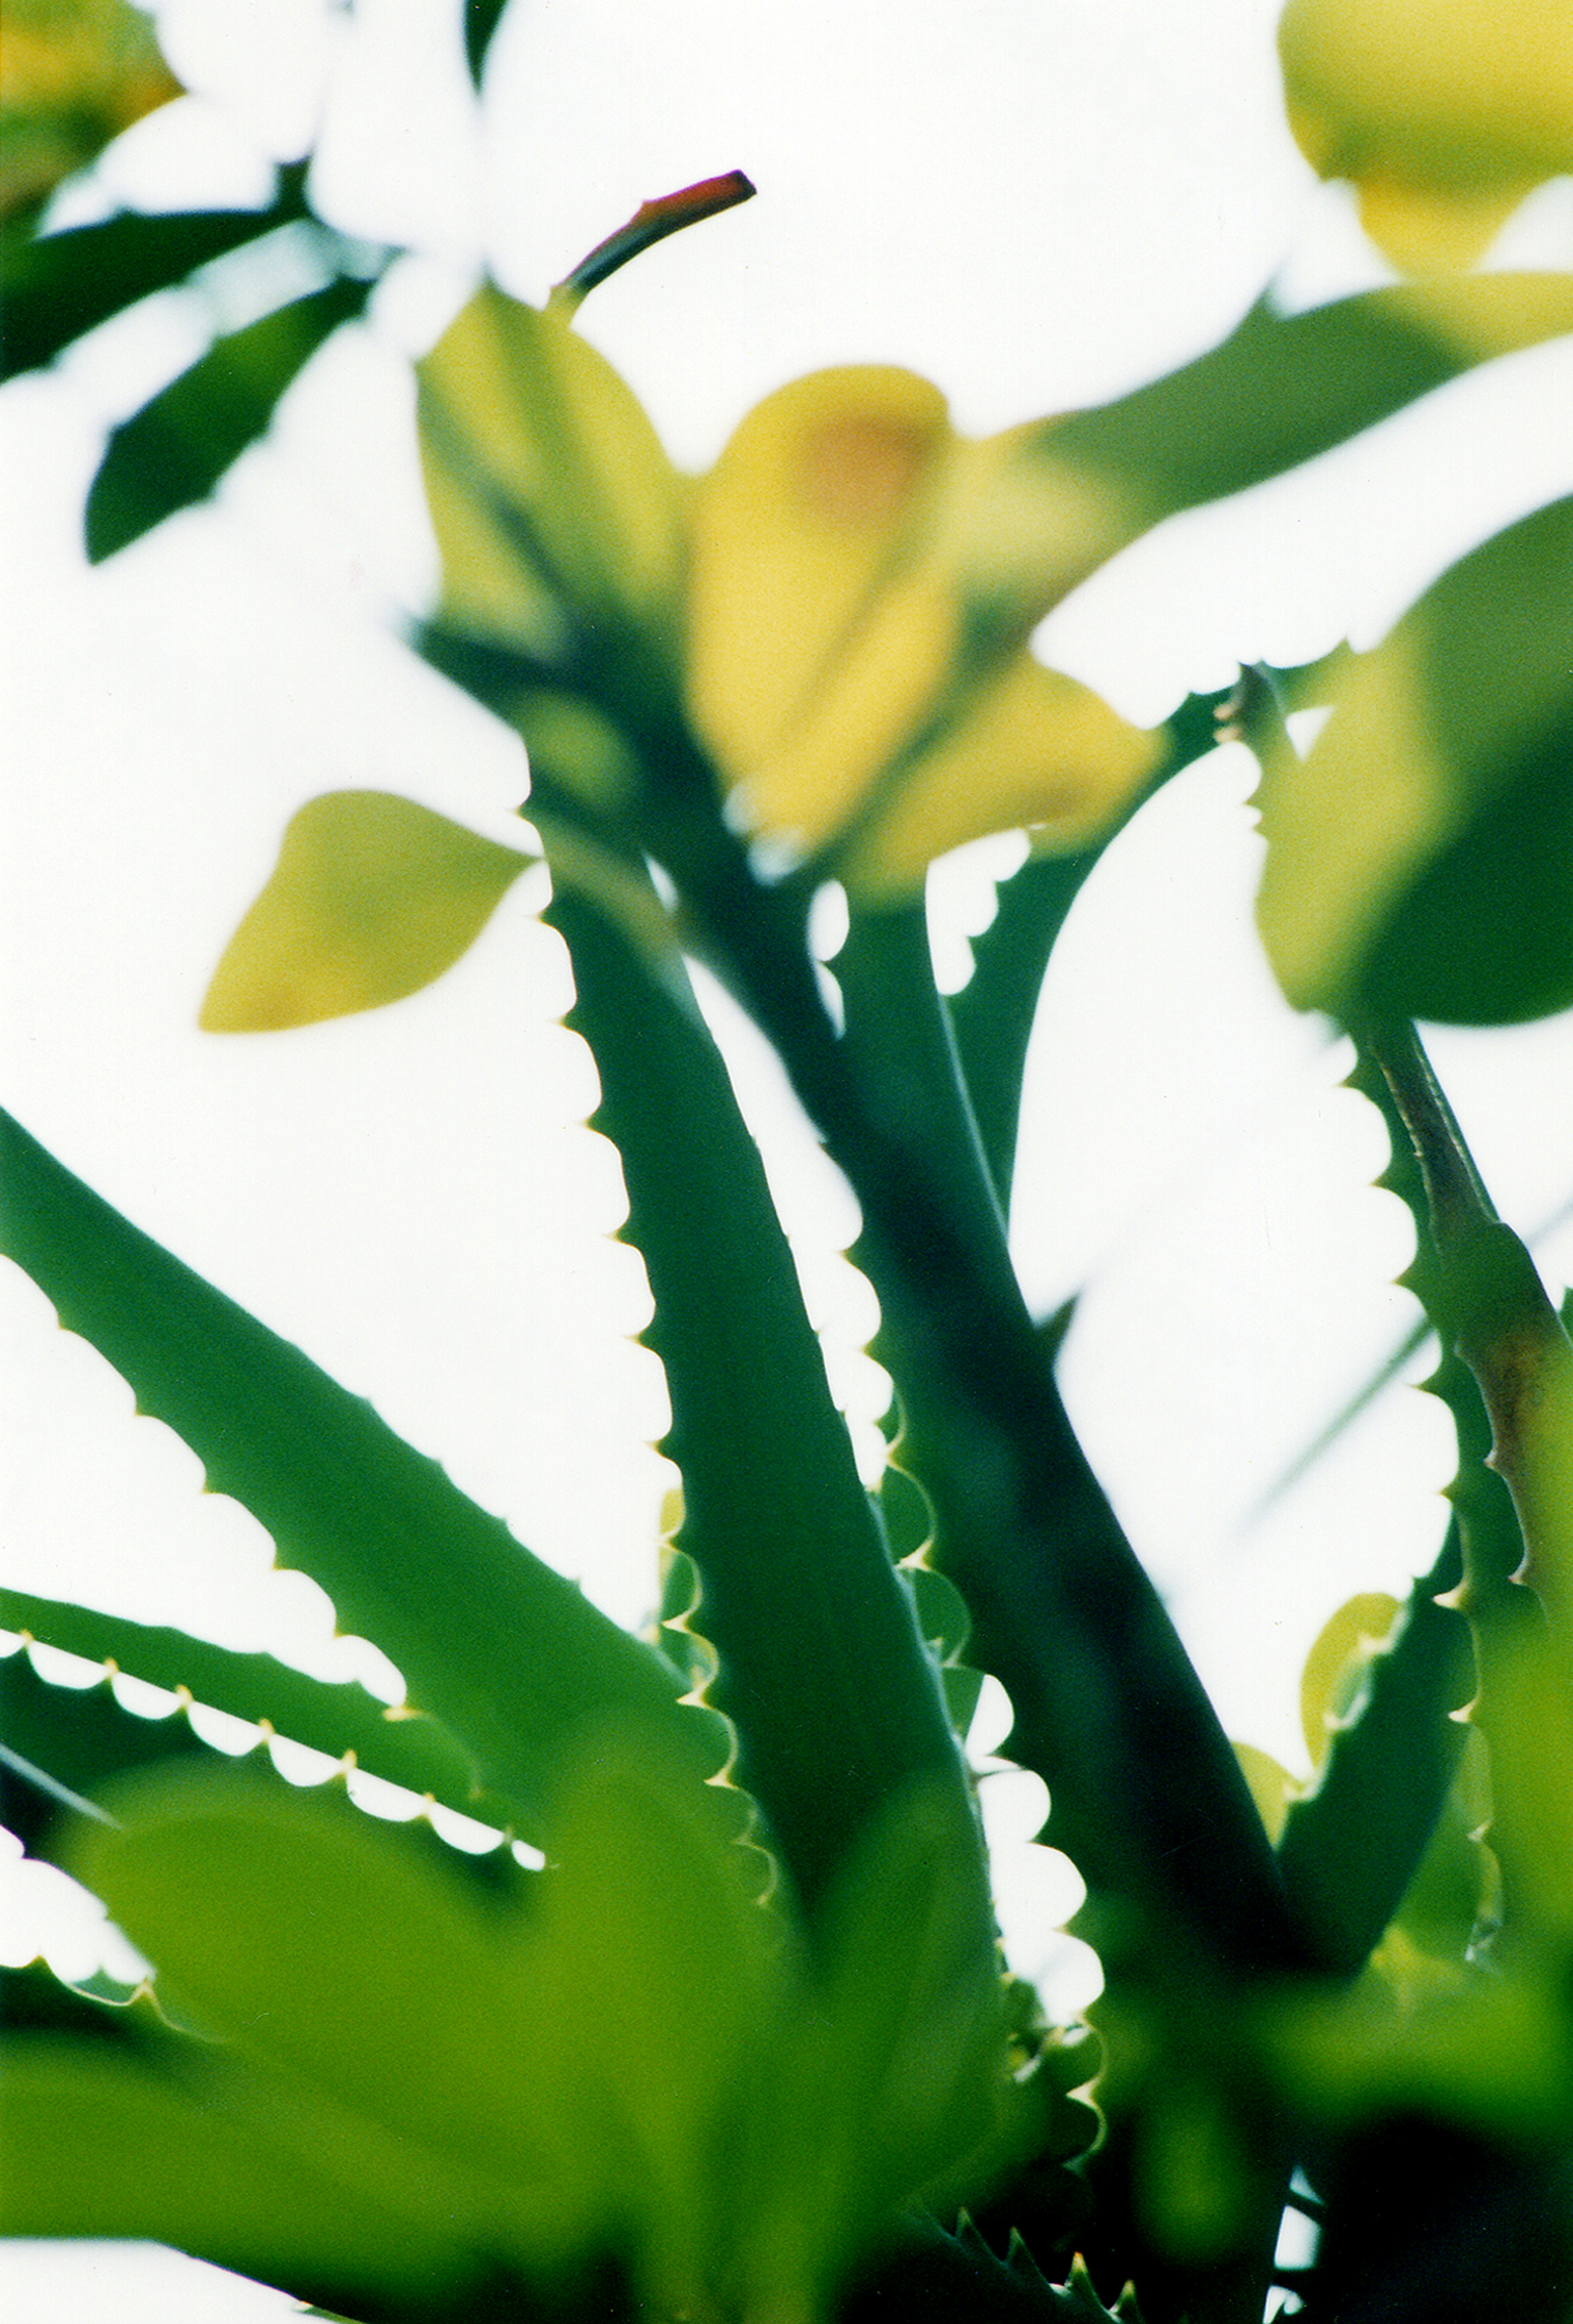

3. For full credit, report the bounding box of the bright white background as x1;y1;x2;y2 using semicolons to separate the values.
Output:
2;1;1571;2314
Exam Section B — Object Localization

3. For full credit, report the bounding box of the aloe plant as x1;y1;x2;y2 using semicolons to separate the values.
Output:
2;5;1571;2320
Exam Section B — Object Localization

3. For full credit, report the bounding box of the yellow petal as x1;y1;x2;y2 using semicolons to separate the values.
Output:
200;792;531;1032
417;284;686;651
837;655;1164;899
1356;173;1534;274
1278;0;1573;270
685;366;953;785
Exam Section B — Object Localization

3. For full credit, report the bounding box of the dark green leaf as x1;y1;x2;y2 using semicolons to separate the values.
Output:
0;171;312;380
463;0;512;87
812;875;1300;1979
0;1108;721;1844
84;272;374;561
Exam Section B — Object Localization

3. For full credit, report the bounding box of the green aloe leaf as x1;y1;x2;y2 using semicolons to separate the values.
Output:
0;2038;484;2301
947;687;1231;1211
63;1757;605;2257
1256;496;1573;1027
0;1586;510;1829
84;272;376;561
0;170;313;380
545;873;985;1923
744;1779;1012;2319
1276;1529;1476;1978
522;1715;779;2310
0;1107;721;1843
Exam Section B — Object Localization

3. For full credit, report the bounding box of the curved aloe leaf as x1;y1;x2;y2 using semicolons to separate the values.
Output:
544;871;983;1924
1354;1027;1573;1944
85;271;377;561
947;686;1231;1211
0;169;313;381
0;1586;511;1829
1276;1527;1475;1977
0;1107;721;1844
816;889;1301;1982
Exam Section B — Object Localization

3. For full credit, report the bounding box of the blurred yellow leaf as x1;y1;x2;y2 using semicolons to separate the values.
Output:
201;791;531;1032
1299;1594;1401;1769
1;0;180;218
1278;0;1573;270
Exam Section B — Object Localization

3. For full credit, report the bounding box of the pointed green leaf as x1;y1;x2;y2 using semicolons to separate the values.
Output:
546;878;984;1922
85;273;375;561
463;0;512;86
1035;275;1573;551
0;1108;721;1843
0;173;313;380
744;1778;1010;2315
525;1715;779;2308
0;1586;508;1826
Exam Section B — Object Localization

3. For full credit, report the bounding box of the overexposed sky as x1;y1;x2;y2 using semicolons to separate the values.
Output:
2;3;1572;2312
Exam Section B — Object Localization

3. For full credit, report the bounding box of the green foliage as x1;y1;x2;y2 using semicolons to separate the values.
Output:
2;9;1570;2323
84;272;379;560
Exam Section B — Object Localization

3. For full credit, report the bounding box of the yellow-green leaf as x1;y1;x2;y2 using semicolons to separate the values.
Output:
1254;495;1573;1027
200;790;532;1031
1299;1594;1403;1769
417;283;687;656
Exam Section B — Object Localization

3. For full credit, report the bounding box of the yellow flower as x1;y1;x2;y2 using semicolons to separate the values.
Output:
1;0;181;220
686;362;1161;897
1278;0;1573;271
206;300;1159;1029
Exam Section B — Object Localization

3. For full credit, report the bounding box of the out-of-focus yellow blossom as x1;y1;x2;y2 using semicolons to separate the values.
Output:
0;0;180;220
210;303;1160;1031
685;364;1162;897
1278;0;1573;271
